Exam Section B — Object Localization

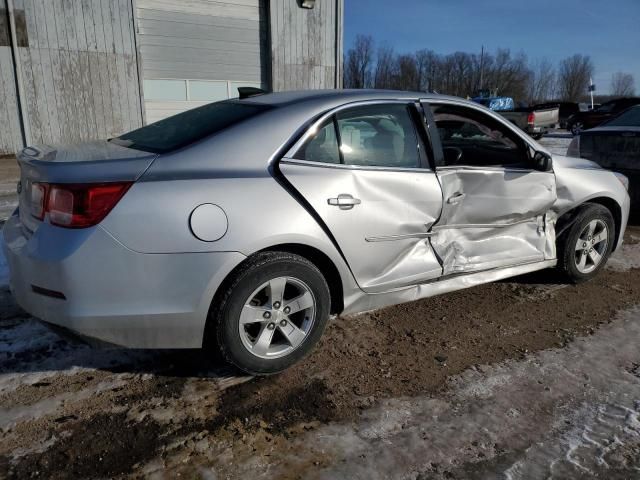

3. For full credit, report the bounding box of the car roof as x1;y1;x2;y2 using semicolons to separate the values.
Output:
242;89;462;107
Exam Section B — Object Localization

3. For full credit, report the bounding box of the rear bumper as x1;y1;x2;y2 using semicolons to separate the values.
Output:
2;213;245;348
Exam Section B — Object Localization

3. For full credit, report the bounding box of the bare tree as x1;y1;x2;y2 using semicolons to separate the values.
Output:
343;35;374;88
611;72;635;97
527;59;556;103
558;54;594;102
374;45;395;89
394;54;419;91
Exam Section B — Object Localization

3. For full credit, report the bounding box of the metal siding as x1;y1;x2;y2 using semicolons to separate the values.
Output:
0;0;142;153
269;0;342;91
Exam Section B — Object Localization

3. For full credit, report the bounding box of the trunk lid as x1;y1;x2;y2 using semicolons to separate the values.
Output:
17;141;157;233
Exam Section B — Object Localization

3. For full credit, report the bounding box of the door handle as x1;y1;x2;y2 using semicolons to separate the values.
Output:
328;194;361;210
447;193;466;204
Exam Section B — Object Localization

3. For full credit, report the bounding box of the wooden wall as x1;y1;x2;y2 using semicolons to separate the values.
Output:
2;0;142;154
0;0;24;154
269;0;343;91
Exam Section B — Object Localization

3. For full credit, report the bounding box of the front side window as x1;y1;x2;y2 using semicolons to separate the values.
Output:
431;104;528;168
336;104;421;168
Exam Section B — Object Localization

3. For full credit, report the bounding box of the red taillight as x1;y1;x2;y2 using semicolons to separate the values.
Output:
31;182;132;228
527;112;535;125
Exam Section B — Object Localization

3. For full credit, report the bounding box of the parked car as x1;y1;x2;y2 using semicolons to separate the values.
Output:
568;105;640;209
472;96;559;139
3;90;630;375
533;102;588;129
567;97;640;135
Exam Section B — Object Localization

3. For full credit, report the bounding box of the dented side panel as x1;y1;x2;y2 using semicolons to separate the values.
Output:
280;160;444;293
431;167;557;274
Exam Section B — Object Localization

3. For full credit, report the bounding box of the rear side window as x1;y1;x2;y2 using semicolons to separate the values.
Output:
295;120;340;164
110;101;272;154
336;104;421;168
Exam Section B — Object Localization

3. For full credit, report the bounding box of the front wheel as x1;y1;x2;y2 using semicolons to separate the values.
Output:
557;204;615;283
209;252;330;375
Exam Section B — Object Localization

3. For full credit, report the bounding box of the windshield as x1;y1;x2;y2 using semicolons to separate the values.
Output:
603;106;640;127
110;101;272;154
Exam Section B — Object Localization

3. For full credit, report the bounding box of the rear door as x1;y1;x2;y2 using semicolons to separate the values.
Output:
280;101;444;293
423;101;557;275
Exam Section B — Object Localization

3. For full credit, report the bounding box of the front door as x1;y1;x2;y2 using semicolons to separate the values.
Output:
280;102;444;293
424;101;557;275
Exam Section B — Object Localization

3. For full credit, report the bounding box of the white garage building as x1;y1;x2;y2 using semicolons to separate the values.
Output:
0;0;343;154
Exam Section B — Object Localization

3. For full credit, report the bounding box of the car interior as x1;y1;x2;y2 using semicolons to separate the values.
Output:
432;105;530;168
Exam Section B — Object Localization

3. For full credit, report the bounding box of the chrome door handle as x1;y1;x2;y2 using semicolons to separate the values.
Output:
447;193;466;204
328;194;361;210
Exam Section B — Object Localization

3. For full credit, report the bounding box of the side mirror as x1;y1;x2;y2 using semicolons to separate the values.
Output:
533;151;553;172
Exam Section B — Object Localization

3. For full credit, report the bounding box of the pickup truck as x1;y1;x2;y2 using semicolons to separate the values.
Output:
472;96;559;139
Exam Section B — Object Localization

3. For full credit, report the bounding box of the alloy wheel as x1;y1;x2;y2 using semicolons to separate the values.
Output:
574;219;609;274
238;276;316;359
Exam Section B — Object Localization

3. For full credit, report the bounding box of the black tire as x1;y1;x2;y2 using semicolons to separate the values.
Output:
208;251;330;375
557;204;615;283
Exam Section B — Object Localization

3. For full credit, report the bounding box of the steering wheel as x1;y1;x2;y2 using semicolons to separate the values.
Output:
443;146;463;165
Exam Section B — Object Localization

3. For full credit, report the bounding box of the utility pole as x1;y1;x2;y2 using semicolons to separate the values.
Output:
479;45;485;91
589;77;595;109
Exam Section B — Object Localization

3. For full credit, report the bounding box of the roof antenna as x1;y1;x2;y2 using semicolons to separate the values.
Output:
238;87;268;99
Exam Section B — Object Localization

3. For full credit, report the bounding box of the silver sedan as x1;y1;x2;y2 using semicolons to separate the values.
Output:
2;90;630;374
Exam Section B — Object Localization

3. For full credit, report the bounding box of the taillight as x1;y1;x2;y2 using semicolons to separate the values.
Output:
527;112;535;125
31;182;132;228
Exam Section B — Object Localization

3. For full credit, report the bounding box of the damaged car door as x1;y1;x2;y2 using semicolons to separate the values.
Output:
424;102;557;275
280;102;444;293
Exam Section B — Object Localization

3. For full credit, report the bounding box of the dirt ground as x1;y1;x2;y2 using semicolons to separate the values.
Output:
3;136;640;478
1;224;640;479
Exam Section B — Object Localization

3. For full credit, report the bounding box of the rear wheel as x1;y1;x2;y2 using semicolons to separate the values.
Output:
570;122;584;135
209;252;330;375
557;204;615;283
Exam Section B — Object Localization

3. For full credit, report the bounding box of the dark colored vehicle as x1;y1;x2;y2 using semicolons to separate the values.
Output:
568;105;640;208
567;98;640;135
533;102;588;129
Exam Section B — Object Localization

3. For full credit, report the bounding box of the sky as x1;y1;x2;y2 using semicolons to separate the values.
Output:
344;0;640;95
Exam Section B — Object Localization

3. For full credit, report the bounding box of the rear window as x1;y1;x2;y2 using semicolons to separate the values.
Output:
110;101;272;154
604;107;640;127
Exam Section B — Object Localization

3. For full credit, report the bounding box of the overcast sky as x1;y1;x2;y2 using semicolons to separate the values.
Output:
345;0;640;95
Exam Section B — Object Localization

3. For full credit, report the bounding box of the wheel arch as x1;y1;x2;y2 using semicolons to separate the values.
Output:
556;196;623;251
257;243;345;315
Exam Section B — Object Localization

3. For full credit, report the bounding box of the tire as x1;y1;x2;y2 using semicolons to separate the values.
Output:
557;204;615;283
208;251;331;375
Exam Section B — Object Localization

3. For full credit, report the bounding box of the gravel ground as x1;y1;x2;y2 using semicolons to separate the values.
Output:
5;134;640;479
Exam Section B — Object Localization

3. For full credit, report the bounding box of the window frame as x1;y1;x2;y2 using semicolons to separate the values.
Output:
424;100;540;171
286;100;432;171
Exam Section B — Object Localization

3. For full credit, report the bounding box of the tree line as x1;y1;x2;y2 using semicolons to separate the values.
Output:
343;35;636;104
